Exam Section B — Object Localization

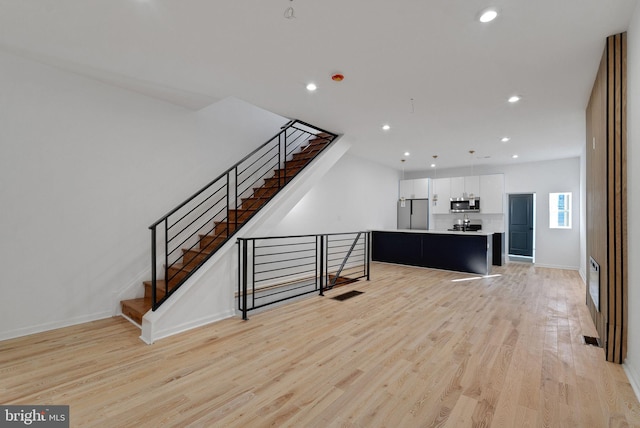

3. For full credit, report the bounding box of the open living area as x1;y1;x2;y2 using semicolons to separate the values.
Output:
2;1;640;426
3;263;639;426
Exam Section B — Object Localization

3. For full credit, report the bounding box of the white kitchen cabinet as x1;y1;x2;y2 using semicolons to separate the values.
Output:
399;178;429;199
465;175;480;198
450;176;479;199
413;178;429;199
431;177;451;214
450;177;464;199
479;174;505;213
399;179;414;199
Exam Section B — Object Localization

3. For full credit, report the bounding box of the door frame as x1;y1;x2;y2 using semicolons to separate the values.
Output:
506;192;536;262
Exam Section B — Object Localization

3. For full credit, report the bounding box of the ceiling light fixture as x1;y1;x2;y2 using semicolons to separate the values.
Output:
306;83;317;91
284;0;295;19
501;137;510;143
479;9;498;23
404;152;410;157
432;155;439;205
382;124;390;131
512;154;519;159
508;95;521;103
331;73;344;82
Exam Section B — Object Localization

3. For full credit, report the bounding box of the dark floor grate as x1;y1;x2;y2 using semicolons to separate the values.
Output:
332;290;363;301
583;335;601;347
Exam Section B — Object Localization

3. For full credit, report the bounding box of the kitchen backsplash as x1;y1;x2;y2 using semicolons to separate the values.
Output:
432;213;505;233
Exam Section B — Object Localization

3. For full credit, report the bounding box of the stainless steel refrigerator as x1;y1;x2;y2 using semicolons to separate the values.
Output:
397;199;429;230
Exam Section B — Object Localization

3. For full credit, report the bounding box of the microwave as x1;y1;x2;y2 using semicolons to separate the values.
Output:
450;198;480;213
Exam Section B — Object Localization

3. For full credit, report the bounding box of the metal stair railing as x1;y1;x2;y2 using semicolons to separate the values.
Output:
326;232;363;290
237;232;371;320
148;120;338;310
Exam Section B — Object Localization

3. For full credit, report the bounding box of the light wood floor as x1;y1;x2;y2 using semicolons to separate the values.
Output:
2;262;639;427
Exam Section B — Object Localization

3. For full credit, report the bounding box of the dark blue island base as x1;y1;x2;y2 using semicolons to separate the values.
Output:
371;230;493;275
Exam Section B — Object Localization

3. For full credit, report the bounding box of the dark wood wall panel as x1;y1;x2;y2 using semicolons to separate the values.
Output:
586;33;627;363
586;51;607;344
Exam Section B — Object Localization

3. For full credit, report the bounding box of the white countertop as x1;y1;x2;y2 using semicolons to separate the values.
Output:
372;229;494;236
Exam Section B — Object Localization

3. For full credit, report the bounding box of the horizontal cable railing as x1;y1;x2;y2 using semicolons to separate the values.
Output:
325;232;369;289
237;232;371;320
148;120;338;310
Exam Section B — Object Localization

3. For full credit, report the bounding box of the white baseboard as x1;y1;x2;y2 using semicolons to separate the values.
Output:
0;311;113;342
624;360;640;404
141;309;236;344
532;263;580;271
578;267;586;284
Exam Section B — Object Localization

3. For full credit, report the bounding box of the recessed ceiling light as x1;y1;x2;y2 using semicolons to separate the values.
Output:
430;163;436;168
306;83;317;91
501;137;510;143
508;95;521;103
382;124;390;131
512;154;519;159
479;9;498;23
404;152;410;156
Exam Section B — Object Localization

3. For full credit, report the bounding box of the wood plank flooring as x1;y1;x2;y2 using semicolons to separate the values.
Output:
2;262;639;427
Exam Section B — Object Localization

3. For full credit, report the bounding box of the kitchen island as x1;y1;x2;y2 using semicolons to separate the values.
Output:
371;230;493;275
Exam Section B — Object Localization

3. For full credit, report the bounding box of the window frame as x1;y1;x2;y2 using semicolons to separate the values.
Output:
549;192;572;229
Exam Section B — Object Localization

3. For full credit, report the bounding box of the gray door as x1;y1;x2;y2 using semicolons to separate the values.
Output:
509;194;534;256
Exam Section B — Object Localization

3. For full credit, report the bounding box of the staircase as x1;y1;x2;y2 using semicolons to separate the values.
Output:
121;123;336;326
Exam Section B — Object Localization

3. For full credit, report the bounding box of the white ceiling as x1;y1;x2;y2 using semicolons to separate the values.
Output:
0;0;637;171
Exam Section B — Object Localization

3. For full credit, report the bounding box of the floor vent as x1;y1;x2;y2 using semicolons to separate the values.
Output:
583;335;601;347
332;290;363;301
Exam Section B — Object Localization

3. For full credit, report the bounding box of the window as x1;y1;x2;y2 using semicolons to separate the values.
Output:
549;192;571;229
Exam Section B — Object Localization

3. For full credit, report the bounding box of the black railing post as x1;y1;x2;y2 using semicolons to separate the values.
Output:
324;235;329;292
226;172;230;237
164;218;169;297
233;169;238;236
242;239;248;320
366;232;371;280
251;239;256;309
237;238;241;311
319;235;324;296
279;133;284;188
151;226;157;309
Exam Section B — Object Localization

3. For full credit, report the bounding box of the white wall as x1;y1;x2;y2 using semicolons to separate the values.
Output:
269;154;400;235
407;157;582;270
624;2;640;401
0;49;287;340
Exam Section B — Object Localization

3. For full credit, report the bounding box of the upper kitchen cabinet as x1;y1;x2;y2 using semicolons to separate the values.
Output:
399;178;429;199
464;176;480;198
479;174;505;213
413;178;429;199
431;177;451;214
399;179;413;199
450;177;464;199
450;176;479;198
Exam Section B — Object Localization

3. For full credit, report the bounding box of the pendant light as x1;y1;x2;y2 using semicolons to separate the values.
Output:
432;155;438;206
284;0;295;19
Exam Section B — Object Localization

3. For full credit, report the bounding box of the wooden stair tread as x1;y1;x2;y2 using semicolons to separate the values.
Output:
169;263;191;272
121;297;151;311
121;298;152;324
183;246;214;255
